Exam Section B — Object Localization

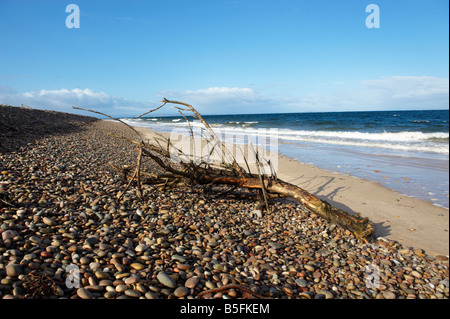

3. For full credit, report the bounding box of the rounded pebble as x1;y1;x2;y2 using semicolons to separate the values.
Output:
157;271;176;289
125;289;141;298
382;291;397;299
174;287;189;298
185;277;199;289
0;110;448;301
5;264;22;277
77;288;93;299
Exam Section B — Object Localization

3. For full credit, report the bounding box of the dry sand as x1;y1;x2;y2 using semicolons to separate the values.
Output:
135;125;449;257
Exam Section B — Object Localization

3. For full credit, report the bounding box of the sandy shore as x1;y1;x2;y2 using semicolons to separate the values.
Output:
135;126;449;257
276;156;449;257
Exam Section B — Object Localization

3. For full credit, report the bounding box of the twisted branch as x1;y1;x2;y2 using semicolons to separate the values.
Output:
73;99;374;243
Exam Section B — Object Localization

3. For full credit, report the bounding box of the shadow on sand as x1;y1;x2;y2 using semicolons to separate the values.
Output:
285;173;391;239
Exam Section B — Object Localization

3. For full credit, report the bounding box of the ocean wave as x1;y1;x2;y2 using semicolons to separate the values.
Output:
210;127;448;142
275;129;449;142
120;118;449;155
278;136;449;155
212;127;449;155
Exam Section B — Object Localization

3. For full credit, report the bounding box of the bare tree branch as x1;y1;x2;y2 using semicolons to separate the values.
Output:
74;99;374;243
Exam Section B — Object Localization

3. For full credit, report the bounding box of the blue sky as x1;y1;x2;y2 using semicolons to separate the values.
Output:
0;0;448;116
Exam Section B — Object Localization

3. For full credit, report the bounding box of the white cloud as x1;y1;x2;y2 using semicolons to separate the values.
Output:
185;87;254;95
364;76;449;103
182;87;260;105
159;76;448;114
347;76;448;110
1;76;447;117
0;87;149;117
158;86;278;114
284;76;449;112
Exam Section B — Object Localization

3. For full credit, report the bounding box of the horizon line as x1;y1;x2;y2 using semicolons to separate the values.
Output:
1;103;448;119
127;108;450;118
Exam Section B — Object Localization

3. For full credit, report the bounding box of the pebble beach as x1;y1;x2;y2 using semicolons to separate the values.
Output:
0;105;448;300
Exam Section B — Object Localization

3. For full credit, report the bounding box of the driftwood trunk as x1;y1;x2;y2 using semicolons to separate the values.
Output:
196;175;373;242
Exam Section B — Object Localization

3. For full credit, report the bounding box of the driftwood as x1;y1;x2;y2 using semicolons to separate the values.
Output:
73;99;374;243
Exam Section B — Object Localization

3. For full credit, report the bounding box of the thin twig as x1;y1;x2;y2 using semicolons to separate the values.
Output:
72;106;144;143
237;144;252;174
118;168;138;200
178;109;197;163
136;146;143;199
137;100;168;118
250;143;270;213
162;98;244;176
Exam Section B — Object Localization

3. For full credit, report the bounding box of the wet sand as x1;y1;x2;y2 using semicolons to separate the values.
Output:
278;140;449;209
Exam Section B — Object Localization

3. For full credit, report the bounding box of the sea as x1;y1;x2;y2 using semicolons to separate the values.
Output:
121;110;449;208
